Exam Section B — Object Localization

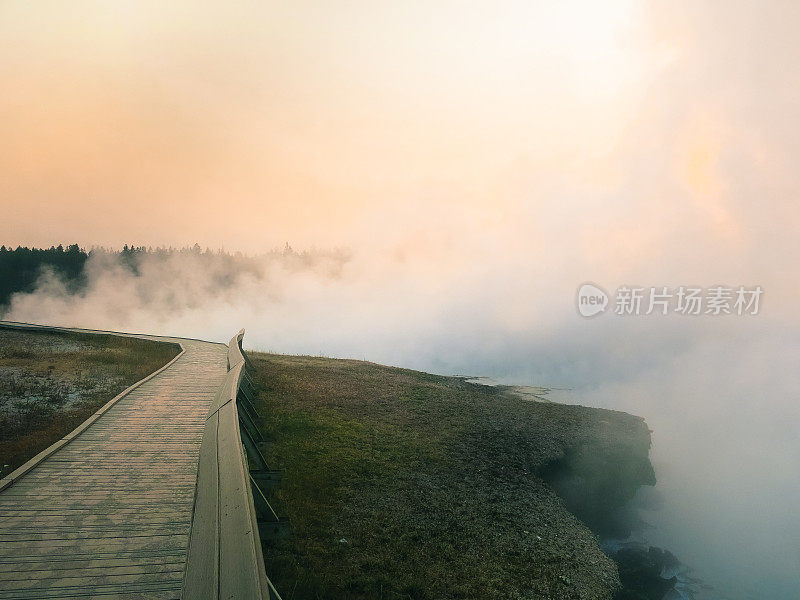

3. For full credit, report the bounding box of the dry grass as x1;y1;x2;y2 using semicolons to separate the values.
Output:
251;353;655;600
0;327;180;474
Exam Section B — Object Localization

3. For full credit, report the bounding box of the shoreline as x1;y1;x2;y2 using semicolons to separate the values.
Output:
466;374;691;600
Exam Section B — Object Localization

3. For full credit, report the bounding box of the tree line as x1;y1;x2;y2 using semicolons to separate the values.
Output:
0;243;349;308
0;245;88;308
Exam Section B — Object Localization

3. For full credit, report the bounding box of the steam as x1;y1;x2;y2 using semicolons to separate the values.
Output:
3;247;799;599
2;0;800;598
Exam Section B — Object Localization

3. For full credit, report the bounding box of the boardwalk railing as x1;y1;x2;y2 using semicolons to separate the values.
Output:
182;329;285;600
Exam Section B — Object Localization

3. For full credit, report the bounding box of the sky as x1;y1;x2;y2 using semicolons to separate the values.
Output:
2;0;799;316
1;1;796;272
2;2;800;598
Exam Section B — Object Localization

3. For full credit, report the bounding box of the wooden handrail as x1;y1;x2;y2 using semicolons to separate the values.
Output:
182;329;282;600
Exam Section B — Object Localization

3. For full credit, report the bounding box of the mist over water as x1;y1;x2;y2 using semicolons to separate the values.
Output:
560;324;800;600
3;2;800;597
3;250;798;600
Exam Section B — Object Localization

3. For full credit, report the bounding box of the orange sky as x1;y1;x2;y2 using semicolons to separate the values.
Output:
1;0;798;297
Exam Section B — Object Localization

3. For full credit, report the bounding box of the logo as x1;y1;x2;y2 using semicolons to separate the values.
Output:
577;283;609;317
576;284;762;318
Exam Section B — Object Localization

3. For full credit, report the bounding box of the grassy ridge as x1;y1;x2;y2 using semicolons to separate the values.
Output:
252;354;655;600
0;327;180;473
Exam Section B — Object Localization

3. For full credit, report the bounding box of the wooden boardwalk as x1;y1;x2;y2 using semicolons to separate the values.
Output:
0;332;229;600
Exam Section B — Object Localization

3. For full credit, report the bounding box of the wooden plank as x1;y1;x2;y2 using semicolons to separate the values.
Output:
0;324;228;599
180;413;220;599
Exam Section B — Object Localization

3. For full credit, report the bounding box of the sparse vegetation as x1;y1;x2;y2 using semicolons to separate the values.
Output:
0;327;180;475
251;353;656;600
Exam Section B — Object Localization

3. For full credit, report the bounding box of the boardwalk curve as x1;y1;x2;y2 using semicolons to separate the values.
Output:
0;323;228;599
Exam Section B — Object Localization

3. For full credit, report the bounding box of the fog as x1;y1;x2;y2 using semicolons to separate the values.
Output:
2;0;800;597
3;246;799;599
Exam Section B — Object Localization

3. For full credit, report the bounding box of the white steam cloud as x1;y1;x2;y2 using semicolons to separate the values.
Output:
3;247;799;600
2;1;800;598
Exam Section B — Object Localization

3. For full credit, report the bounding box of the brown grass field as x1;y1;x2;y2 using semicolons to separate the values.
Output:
0;327;180;475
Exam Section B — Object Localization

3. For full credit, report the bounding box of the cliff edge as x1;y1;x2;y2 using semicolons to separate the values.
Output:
250;353;658;600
